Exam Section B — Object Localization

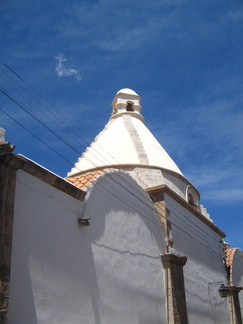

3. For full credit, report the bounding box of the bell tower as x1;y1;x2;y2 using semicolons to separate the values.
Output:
110;88;144;123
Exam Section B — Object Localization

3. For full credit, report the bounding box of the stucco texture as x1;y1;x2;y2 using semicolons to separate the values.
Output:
8;170;166;324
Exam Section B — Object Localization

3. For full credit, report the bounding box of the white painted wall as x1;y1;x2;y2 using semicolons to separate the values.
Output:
164;193;231;324
231;249;243;316
81;171;167;324
8;169;166;324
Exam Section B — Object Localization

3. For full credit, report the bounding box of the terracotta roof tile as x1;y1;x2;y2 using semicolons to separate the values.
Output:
66;168;114;190
226;248;238;267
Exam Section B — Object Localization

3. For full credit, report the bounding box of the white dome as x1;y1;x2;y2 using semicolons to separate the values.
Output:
116;88;139;96
67;89;182;177
67;116;182;176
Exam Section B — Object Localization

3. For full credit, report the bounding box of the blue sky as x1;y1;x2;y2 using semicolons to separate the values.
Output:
1;0;243;249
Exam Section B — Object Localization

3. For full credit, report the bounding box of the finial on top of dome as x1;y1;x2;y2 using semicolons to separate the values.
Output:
110;88;144;123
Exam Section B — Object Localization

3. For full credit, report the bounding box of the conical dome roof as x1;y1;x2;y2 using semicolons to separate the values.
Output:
67;89;182;177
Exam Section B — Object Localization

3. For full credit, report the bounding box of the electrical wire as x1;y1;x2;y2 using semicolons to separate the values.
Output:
0;107;73;166
0;72;163;218
0;93;224;260
0;63;226;261
0;66;102;150
1;63;120;166
0;84;162;218
0;63;224;247
0;73;222;246
1;100;224;261
15;167;224;265
0;69;134;171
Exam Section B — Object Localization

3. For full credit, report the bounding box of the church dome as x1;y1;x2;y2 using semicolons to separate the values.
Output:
67;89;183;178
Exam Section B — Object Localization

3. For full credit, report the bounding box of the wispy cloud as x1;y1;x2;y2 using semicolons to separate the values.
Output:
203;188;243;204
55;54;81;81
149;73;243;208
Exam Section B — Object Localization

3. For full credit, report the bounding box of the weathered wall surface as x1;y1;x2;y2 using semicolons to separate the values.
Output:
0;153;16;323
232;249;243;316
8;170;166;324
164;194;231;324
81;171;167;324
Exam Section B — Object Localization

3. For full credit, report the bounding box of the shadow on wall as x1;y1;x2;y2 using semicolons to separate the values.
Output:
8;170;166;323
82;171;166;323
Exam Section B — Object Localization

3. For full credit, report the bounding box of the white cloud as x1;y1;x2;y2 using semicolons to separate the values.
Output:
55;54;81;81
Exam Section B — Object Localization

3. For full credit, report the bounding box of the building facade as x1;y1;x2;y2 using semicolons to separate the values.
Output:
1;89;242;323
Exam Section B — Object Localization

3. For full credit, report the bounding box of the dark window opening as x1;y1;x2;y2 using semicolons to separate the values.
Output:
126;102;134;111
188;193;194;206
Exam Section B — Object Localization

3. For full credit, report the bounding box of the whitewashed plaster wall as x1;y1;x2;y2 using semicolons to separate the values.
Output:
231;249;243;316
8;169;166;324
164;194;231;324
82;171;167;324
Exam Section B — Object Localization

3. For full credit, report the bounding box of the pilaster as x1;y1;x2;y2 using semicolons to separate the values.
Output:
161;254;188;324
228;286;242;324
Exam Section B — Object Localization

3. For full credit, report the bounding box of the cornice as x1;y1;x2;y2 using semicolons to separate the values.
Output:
146;184;226;238
0;152;86;201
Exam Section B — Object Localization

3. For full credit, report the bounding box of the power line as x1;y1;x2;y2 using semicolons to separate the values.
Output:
1;63;117;165
0;87;82;156
0;108;72;166
0;66;91;146
0;65;130;170
0;71;163;218
0;63;225;260
1;106;224;263
0;83;165;230
1;62;189;201
15;165;225;265
0;79;223;251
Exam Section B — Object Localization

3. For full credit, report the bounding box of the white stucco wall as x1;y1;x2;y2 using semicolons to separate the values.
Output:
164;194;231;324
8;169;166;324
81;171;167;324
231;249;243;316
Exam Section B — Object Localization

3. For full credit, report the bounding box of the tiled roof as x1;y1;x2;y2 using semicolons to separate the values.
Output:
226;248;238;267
66;168;112;190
